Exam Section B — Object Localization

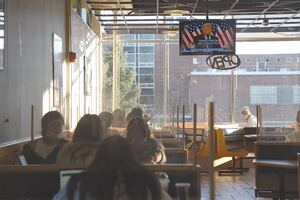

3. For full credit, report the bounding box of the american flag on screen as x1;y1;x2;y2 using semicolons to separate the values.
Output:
181;20;235;49
181;22;202;49
214;21;234;49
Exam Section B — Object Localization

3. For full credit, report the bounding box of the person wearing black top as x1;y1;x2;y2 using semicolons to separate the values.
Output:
20;111;67;164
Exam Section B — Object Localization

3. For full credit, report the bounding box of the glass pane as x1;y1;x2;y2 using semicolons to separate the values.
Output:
235;41;300;127
102;43;113;112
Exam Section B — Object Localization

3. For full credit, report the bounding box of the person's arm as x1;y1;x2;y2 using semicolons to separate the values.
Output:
52;185;68;200
161;189;173;200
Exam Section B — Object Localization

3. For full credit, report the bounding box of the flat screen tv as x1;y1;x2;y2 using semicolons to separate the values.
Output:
179;19;236;55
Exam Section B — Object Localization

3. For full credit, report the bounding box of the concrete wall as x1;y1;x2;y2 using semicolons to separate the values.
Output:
0;0;67;143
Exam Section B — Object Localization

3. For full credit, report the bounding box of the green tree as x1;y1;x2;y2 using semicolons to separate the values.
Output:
102;44;140;112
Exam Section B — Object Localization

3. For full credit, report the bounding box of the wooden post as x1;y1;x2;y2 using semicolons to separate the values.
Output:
171;106;175;134
31;105;34;140
182;105;185;134
176;105;179;138
256;105;262;136
208;101;215;200
193;103;197;166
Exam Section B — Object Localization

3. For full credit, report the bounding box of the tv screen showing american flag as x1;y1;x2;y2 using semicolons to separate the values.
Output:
179;20;236;55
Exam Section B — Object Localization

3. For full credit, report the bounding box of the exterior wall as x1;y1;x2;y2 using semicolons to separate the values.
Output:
154;41;300;124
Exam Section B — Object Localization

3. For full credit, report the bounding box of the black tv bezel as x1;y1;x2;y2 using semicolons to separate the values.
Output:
179;19;236;56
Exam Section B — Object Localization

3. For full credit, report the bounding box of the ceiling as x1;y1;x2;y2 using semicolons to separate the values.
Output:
87;0;300;35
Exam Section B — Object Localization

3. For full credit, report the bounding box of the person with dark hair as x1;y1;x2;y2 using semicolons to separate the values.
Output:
99;111;119;137
131;107;143;118
53;135;172;200
111;109;126;128
56;114;104;166
126;117;166;164
20;111;67;164
125;107;144;126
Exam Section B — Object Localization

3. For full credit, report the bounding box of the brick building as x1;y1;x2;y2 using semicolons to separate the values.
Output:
154;43;300;124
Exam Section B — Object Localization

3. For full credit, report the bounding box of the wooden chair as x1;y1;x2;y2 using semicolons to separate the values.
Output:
183;128;205;150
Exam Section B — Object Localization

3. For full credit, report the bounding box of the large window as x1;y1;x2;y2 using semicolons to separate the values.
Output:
102;35;300;126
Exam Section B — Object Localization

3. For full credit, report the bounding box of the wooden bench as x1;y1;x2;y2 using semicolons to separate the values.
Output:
216;128;249;175
0;164;201;199
165;148;188;163
0;138;33;164
158;138;184;148
254;142;300;199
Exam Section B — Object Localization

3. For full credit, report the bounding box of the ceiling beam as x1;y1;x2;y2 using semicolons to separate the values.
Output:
270;9;300;32
116;0;130;34
103;26;300;33
100;21;300;26
241;0;280;32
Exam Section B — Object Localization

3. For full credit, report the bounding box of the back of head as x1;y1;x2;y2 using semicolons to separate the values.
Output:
41;111;64;136
126;117;151;142
131;107;143;118
112;109;126;127
67;135;161;199
72;114;103;144
89;135;137;171
99;112;113;131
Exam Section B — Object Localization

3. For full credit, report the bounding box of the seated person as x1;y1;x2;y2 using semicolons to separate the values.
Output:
240;106;257;127
111;108;126;128
285;131;300;142
56;114;104;166
19;111;67;164
99;111;120;137
125;107;144;126
291;110;300;131
53;135;172;200
286;111;300;142
126;117;166;164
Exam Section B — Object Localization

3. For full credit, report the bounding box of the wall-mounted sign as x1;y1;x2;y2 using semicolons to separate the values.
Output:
206;54;241;70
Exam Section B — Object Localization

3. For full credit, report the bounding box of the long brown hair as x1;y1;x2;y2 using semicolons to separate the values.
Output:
72;114;104;144
126;117;151;142
66;135;162;200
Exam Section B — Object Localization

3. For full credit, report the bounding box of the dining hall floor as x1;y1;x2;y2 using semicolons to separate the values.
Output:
200;168;271;200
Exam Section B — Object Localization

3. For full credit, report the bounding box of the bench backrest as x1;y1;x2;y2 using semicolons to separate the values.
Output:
0;164;200;199
165;148;188;163
256;142;300;160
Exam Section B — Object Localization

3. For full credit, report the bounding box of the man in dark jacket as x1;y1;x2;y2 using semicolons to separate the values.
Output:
195;22;221;49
